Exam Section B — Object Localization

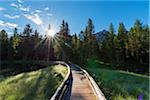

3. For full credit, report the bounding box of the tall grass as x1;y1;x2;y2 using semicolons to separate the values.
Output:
0;64;67;100
87;67;149;100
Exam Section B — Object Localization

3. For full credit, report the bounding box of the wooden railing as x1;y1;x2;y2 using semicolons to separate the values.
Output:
50;61;72;100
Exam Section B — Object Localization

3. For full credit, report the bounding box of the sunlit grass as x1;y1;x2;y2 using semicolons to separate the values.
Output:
0;64;67;100
87;67;149;100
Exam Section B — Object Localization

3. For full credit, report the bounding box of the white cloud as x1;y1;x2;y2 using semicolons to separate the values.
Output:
44;7;49;10
18;4;22;7
23;14;43;25
47;13;53;16
35;10;41;13
10;3;18;8
20;6;30;12
18;0;23;3
10;3;29;12
4;14;20;19
6;23;18;28
0;7;6;11
0;20;18;29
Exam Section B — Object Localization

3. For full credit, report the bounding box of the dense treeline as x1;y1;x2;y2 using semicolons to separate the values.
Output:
0;19;149;73
72;19;149;73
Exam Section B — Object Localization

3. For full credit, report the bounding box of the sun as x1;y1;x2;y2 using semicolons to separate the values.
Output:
46;25;56;38
46;29;56;38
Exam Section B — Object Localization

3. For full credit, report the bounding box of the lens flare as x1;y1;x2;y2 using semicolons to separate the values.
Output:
46;29;55;38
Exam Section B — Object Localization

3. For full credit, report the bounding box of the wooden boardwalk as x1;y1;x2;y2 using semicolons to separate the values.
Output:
70;65;98;100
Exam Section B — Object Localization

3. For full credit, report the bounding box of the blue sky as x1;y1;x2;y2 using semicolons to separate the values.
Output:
0;0;149;36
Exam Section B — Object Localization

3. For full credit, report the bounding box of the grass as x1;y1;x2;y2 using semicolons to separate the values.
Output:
0;64;68;100
86;59;149;100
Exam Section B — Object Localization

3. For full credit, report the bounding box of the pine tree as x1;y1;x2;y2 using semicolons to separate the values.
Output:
105;23;116;66
128;20;149;63
12;28;21;59
109;23;115;34
83;18;95;57
72;33;77;49
58;20;71;61
21;24;33;60
117;22;127;62
0;30;8;60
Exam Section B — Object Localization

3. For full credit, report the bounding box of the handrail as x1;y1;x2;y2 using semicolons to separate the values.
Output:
50;61;72;100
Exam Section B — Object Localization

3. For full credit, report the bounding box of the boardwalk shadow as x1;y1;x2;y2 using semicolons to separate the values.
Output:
63;68;73;100
71;64;81;71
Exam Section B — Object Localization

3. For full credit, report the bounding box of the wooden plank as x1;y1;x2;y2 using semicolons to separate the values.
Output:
70;66;98;100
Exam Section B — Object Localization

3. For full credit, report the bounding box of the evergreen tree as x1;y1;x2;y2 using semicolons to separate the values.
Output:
21;24;33;60
128;20;149;64
12;28;21;59
72;33;77;49
105;23;116;66
109;23;115;34
58;20;71;61
83;19;95;57
32;30;40;60
0;30;8;60
7;36;14;60
117;22;127;62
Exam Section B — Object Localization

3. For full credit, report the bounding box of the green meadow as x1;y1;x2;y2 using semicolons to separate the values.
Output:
86;59;149;100
0;64;67;100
